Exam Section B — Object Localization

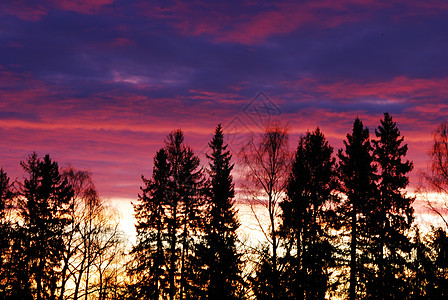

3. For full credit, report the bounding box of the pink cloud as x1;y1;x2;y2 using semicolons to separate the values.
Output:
0;70;55;112
0;74;444;198
137;1;343;44
280;76;446;171
0;1;48;21
137;0;448;45
283;76;448;103
110;37;135;47
0;85;230;138
51;0;113;14
188;89;243;105
1;0;113;21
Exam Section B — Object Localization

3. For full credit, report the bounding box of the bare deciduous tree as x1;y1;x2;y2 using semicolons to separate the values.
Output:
422;122;448;229
240;122;290;300
59;168;124;300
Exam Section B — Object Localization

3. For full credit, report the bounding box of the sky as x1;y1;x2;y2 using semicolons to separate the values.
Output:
1;0;448;226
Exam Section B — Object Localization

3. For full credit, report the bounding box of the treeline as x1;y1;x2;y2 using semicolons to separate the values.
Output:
1;113;448;299
0;155;125;299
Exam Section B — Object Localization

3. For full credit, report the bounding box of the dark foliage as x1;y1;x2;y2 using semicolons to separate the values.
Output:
131;149;170;299
366;112;414;299
131;130;204;300
338;118;378;300
196;124;242;299
2;153;74;300
279;128;338;299
0;169;14;297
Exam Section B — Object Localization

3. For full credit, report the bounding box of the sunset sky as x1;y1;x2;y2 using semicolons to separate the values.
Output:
1;0;448;227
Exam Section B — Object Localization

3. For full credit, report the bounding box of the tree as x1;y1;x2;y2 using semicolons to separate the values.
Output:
60;167;124;300
58;168;95;300
164;129;204;300
241;122;290;300
338;118;377;300
411;121;448;298
423;121;448;226
408;227;448;299
368;112;414;299
280;128;338;299
429;228;448;297
0;168;14;296
131;148;169;299
132;129;204;300
16;153;74;300
89;218;125;300
198;124;242;299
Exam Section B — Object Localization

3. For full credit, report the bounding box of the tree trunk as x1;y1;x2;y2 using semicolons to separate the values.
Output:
349;203;357;300
169;203;177;300
269;193;278;300
156;214;162;299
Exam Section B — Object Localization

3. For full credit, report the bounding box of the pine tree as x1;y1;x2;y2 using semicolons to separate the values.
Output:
164;130;204;299
132;130;203;300
430;228;448;297
408;227;447;299
368;112;414;299
0;168;14;296
280;128;337;299
198;124;242;299
17;153;74;300
338;118;377;300
132;148;170;299
0;167;12;221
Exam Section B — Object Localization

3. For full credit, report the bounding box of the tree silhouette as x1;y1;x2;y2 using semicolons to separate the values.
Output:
16;153;74;300
280;128;338;299
241;122;290;300
412;121;448;298
368;112;414;299
409;227;448;299
132;130;204;300
0;168;14;297
60;167;124;300
338;118;377;300
58;168;96;300
423;121;448;227
132;148;169;299
431;228;448;297
0;156;123;299
164;130;204;299
196;124;242;299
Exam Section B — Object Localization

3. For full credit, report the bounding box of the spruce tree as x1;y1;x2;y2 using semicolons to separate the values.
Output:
408;227;448;299
0;168;14;296
280;128;337;299
17;153;74;300
132;130;203;300
165;130;204;299
430;228;448;297
199;124;241;299
132;148;170;299
369;112;414;299
338;118;377;300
